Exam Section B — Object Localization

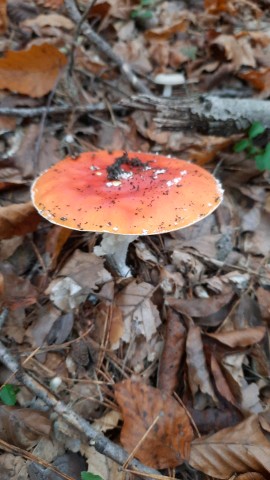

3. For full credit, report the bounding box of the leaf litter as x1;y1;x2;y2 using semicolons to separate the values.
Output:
0;0;270;479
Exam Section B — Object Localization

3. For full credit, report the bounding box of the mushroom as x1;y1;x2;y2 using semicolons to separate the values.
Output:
154;72;185;97
31;150;223;277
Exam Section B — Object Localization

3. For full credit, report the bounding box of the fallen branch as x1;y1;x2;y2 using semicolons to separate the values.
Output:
64;0;150;95
121;94;270;135
0;340;160;480
0;103;123;118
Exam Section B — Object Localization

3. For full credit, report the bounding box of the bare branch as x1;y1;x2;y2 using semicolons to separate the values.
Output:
64;0;150;95
121;94;270;135
0;103;123;118
0;339;160;480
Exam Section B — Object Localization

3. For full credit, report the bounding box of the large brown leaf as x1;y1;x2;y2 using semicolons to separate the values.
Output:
115;378;194;469
0;406;51;449
0;44;67;98
0;203;40;240
189;415;270;478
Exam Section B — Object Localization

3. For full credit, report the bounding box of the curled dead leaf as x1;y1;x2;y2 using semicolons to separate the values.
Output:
189;414;270;478
0;202;40;240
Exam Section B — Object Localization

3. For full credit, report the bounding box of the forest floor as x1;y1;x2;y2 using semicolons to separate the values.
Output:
0;1;270;479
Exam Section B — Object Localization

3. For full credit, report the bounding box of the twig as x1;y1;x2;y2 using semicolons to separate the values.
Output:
0;103;123;118
64;0;150;95
68;0;97;77
0;340;160;480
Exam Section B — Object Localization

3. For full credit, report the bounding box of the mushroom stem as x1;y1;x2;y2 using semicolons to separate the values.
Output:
94;233;138;277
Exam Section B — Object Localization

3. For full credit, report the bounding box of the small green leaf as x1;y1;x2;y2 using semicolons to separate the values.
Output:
131;8;153;19
81;472;103;480
248;121;265;139
233;138;251;152
255;154;266;170
141;0;154;6
0;384;19;406
247;145;261;155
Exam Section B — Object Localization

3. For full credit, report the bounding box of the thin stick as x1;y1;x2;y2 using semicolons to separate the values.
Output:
0;103;124;118
64;0;150;94
0;340;160;479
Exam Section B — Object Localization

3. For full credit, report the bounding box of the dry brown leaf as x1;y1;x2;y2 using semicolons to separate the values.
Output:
186;323;217;407
207;326;266;348
158;309;186;395
240;68;270;97
211;34;255;70
114;378;194;469
0;406;51;449
45;226;72;270
59;250;112;291
167;291;234;326
145;19;189;41
189;414;270;478
204;0;236;13
0;263;37;310
81;445;125;480
0;44;67;98
236;474;268;480
256;287;270;321
22;13;74;31
210;354;238;405
0;202;40;240
0;0;7;34
115;281;161;343
35;0;64;9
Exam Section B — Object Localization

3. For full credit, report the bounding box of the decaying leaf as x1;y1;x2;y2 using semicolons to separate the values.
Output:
0;406;51;449
0;203;40;240
189;414;270;478
0;0;7;34
158;309;186;395
0;44;67;97
0;263;37;310
186;323;218;407
207;326;266;348
115;378;194;469
115;281;161;343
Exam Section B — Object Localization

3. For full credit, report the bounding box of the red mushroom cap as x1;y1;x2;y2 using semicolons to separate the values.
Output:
31;150;223;235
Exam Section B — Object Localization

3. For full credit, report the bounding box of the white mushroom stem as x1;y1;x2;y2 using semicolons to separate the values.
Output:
94;233;138;277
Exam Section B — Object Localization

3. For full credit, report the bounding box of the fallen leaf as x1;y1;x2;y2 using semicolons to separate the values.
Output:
59;250;112;292
81;445;125;480
204;0;236;14
115;281;161;343
22;13;74;30
0;263;37;310
145;19;189;41
207;326;266;348
210;354;238;405
167;291;234;326
0;406;51;449
158;309;186;395
211;34;255;70
115;378;194;469
0;203;40;240
189;414;270;478
35;0;64;9
186;323;218;407
0;0;7;34
240;68;270;97
0;44;67;98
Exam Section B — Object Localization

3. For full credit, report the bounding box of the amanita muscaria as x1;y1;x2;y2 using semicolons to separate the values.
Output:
31;150;223;276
